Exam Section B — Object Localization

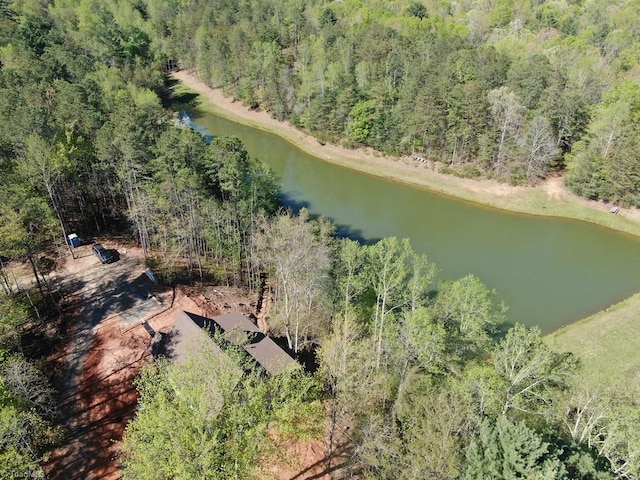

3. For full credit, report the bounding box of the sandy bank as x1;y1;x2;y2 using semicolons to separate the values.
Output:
170;70;640;236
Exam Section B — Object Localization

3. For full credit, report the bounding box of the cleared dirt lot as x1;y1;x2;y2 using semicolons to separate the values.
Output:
32;242;340;479
42;244;194;479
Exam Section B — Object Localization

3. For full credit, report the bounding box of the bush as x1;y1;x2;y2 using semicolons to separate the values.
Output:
459;164;482;179
440;163;483;179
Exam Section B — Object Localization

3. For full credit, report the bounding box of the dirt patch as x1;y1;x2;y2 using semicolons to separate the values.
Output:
540;176;640;223
542;176;566;201
44;286;204;479
262;417;353;480
181;284;258;319
43;244;203;479
41;244;337;479
44;318;147;479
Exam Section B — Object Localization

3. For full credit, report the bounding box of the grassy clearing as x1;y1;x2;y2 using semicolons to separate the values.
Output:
546;293;640;395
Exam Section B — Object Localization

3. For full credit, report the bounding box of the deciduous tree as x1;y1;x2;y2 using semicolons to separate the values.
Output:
488;87;524;174
521;115;559;181
121;345;321;480
492;323;576;415
434;274;506;358
255;209;332;353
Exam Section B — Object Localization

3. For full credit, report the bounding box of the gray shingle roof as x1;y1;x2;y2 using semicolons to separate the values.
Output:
156;311;297;375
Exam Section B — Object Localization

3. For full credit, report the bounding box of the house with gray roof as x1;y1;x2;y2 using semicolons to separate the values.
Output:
152;311;297;376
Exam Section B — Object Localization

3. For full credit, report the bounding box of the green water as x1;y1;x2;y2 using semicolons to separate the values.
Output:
186;108;640;331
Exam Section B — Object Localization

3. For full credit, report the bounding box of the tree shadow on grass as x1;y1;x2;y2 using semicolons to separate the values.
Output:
172;90;199;106
163;76;199;107
167;75;200;106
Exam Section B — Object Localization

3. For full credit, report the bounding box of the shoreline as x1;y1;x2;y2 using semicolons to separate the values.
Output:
170;70;640;378
170;69;640;237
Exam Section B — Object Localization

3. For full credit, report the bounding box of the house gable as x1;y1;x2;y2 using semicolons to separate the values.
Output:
155;311;297;376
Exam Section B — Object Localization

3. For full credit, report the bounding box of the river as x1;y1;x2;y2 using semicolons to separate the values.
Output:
183;108;640;332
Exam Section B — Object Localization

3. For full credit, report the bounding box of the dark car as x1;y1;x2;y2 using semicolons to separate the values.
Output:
92;244;115;264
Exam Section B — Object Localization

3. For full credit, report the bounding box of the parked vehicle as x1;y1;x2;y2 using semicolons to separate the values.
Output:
92;244;115;264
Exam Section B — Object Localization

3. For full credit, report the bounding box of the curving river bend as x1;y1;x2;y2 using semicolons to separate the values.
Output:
184;107;640;332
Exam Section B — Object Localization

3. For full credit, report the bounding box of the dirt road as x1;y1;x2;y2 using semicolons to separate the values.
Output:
40;243;340;479
44;245;194;479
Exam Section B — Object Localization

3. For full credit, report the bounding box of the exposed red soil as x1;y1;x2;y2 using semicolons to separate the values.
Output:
44;285;202;479
41;245;344;480
261;419;353;480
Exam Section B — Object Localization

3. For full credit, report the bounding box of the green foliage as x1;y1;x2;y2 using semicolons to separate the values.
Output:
464;415;564;479
441;163;483;179
319;7;338;28
247;160;280;216
357;374;472;480
0;206;26;259
565;81;640;206
457;363;505;418
322;236;599;479
400;307;447;374
205;135;251;202
0;353;59;475
332;238;369;320
121;348;322;480
391;373;473;479
267;368;324;441
1;3;639;478
0;153;57;262
16;14;57;56
318;314;388;415
434;274;506;356
406;2;427;20
347;100;379;145
506;54;552;111
0;294;28;346
123;0;640;190
489;0;515;27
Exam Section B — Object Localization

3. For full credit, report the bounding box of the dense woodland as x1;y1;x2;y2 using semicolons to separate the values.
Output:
0;0;639;478
136;0;640;204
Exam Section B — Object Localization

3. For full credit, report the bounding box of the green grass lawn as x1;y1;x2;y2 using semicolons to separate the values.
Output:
546;293;640;395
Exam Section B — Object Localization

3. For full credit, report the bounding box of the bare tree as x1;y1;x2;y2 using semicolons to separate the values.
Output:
255;209;331;353
488;87;524;173
561;387;640;479
117;159;153;259
2;355;57;418
492;323;576;415
522;116;559;181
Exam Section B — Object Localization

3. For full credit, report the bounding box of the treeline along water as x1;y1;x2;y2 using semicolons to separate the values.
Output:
184;108;640;332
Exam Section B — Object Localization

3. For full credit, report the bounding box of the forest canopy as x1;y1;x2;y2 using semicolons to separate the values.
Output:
1;0;639;478
117;0;640;205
